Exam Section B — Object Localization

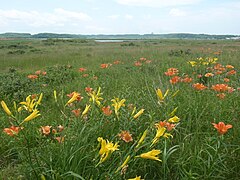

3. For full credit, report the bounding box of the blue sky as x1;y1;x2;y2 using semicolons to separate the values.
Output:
0;0;240;34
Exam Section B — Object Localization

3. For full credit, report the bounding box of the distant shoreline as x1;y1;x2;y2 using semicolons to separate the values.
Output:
0;33;240;40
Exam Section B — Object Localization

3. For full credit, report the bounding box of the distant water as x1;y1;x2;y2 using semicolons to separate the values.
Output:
95;40;126;43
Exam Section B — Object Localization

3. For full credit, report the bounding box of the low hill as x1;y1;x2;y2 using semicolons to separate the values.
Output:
0;32;239;40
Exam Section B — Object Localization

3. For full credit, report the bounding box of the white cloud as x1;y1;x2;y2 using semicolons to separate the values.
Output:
54;8;91;21
115;0;201;7
125;14;133;20
85;25;109;33
108;14;120;19
169;8;187;16
0;9;91;28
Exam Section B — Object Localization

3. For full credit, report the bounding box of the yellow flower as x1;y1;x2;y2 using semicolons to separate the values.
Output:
88;87;103;106
65;92;81;106
19;95;37;112
168;115;180;123
116;155;131;173
133;109;144;119
128;176;142;180
151;126;166;146
136;149;162;162
97;137;119;165
136;129;147;148
188;61;197;67
169;107;178;117
171;90;179;98
156;88;169;103
36;93;43;105
20;109;40;125
111;98;126;116
131;106;136;116
82;104;91;116
163;133;173;138
1;100;13;116
53;90;57;102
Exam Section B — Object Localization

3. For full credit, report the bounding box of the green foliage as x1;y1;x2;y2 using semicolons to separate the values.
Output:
0;39;239;179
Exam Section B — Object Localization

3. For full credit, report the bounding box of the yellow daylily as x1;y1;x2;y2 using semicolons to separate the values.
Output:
136;149;162;162
128;176;142;180
136;129;148;148
151;126;166;146
97;137;119;165
53;90;57;102
20;109;41;125
133;109;144;119
168;115;180;123
131;106;136;116
169;107;178;117
19;95;37;112
1;100;13;116
156;88;169;103
65;92;81;106
82;104;91;116
111;98;126;116
163;133;173;138
188;61;197;67
116;155;131;173
88;87;103;106
36;93;43;105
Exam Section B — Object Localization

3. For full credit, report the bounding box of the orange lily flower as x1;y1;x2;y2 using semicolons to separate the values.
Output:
72;109;81;117
226;65;234;69
211;84;229;92
216;93;226;99
85;87;93;93
101;64;109;68
35;70;41;75
223;78;230;82
79;67;87;72
102;106;112;116
118;130;133;143
212;122;232;135
134;61;142;66
170;76;180;84
181;77;193;83
3;126;21;136
192;83;207;90
205;73;214;77
27;74;38;79
164;68;179;76
40;126;52;135
227;70;236;76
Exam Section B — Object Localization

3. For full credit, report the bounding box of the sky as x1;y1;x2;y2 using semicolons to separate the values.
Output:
0;0;240;35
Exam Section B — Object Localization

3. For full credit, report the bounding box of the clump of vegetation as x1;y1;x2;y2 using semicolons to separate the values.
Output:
168;49;191;56
121;42;138;47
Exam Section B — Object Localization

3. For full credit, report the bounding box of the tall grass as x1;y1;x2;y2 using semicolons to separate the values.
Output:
0;39;239;179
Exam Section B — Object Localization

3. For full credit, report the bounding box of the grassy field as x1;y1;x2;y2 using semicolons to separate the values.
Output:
0;38;239;179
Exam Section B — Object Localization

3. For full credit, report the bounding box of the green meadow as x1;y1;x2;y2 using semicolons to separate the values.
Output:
0;38;239;179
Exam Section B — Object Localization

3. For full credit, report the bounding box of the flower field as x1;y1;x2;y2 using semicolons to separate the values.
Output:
0;39;239;179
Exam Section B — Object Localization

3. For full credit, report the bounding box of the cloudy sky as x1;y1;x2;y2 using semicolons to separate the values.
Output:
0;0;240;35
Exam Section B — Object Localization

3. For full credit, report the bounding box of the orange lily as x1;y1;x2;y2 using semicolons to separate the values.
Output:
212;122;232;135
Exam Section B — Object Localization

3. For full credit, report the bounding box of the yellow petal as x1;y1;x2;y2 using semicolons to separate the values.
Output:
82;104;90;116
136;129;147;148
133;109;144;119
36;93;43;105
21;110;40;124
1;101;12;116
168;115;180;123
